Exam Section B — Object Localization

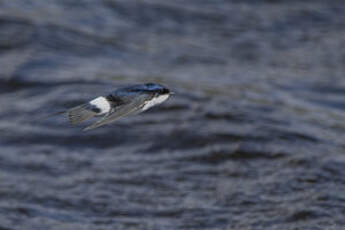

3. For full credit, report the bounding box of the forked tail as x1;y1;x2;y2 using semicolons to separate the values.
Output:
67;104;97;124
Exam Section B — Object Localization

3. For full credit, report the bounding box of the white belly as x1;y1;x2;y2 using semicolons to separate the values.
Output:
142;94;169;111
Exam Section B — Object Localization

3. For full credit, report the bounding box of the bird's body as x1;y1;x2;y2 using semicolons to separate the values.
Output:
66;83;172;131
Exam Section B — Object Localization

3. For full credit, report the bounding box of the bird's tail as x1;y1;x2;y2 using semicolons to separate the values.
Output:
39;104;97;125
67;104;97;125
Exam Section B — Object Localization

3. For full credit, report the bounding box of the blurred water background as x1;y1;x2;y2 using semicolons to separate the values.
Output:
1;0;345;229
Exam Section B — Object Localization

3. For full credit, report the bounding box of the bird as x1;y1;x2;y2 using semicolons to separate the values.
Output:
64;83;172;131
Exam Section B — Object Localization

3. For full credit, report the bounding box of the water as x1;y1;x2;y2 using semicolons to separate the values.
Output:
1;1;345;229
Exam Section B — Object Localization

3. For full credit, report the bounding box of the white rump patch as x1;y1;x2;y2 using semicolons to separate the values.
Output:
142;94;169;111
89;96;111;114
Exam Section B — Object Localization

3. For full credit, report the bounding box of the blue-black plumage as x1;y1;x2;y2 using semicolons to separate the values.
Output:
67;83;172;131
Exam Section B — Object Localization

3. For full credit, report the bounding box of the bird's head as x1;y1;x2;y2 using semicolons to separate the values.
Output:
126;83;172;96
143;83;171;96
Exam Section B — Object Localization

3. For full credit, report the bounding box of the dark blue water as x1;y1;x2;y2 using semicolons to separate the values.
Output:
1;1;345;229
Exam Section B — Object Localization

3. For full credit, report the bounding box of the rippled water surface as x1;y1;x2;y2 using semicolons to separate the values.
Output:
1;1;345;229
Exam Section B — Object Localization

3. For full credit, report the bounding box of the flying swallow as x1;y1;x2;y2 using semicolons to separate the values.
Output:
63;83;172;131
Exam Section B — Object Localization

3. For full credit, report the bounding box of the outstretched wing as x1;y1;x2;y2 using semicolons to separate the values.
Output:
83;94;152;131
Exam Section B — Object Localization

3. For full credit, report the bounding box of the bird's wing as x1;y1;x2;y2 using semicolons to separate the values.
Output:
83;94;152;131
